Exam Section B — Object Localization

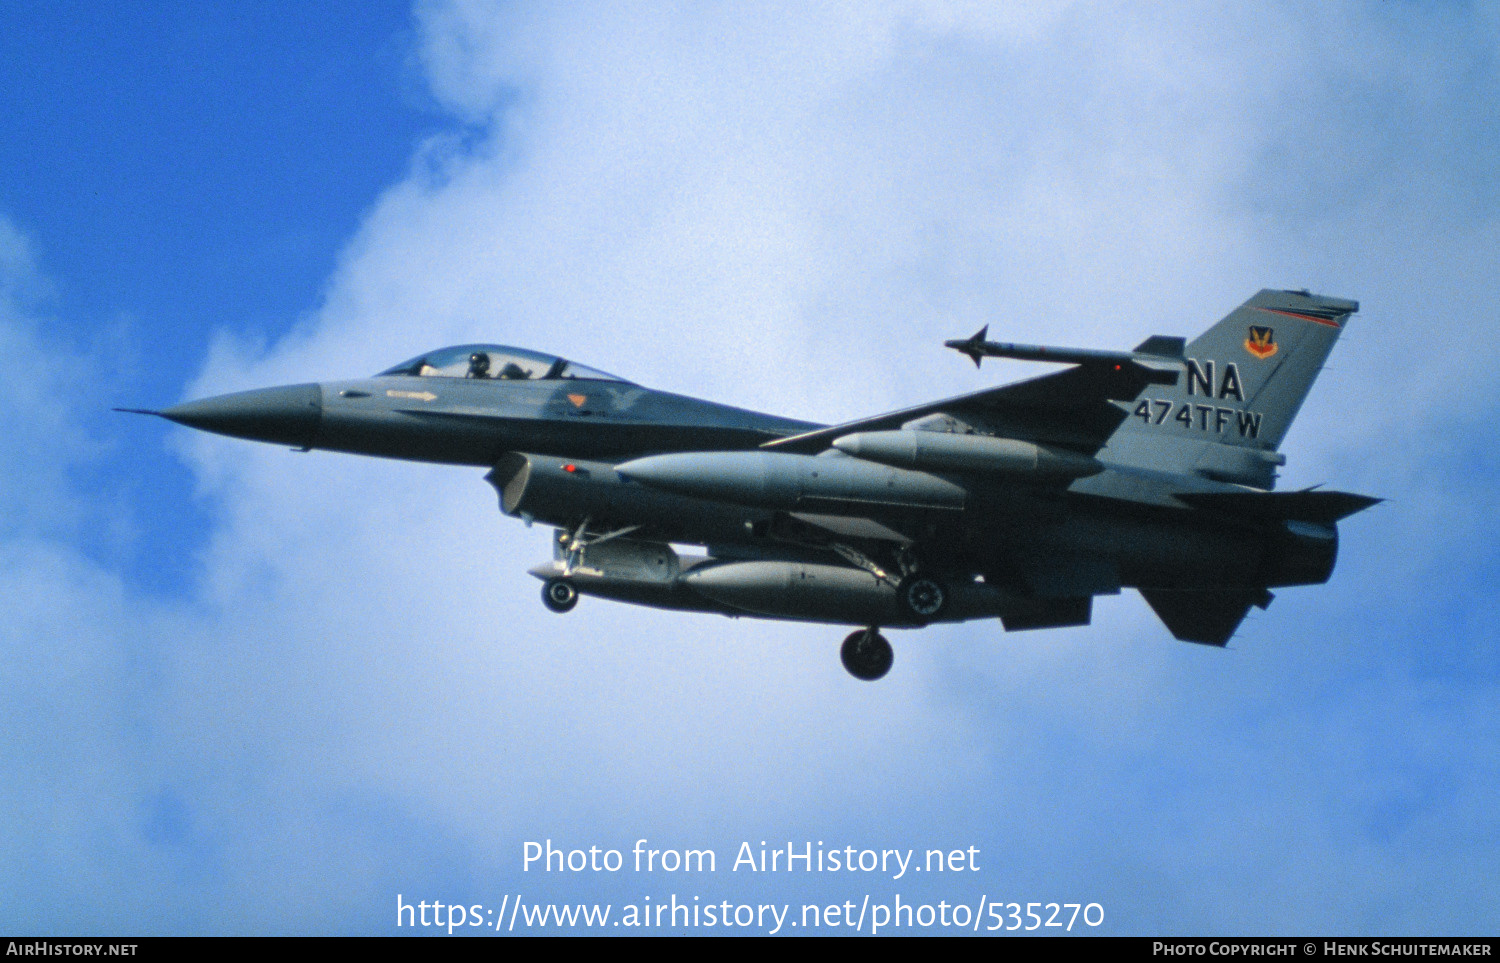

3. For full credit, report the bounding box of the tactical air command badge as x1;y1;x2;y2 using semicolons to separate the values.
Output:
1245;325;1278;359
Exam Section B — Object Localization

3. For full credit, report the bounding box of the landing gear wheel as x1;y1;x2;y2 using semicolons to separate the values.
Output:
898;575;948;622
542;577;579;613
841;628;893;681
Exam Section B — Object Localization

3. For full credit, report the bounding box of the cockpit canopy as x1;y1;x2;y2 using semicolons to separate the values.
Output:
377;344;630;383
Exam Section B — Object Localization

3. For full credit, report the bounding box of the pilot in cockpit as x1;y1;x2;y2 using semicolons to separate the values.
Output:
378;345;629;384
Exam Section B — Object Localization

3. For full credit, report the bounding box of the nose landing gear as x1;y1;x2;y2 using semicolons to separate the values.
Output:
840;627;893;681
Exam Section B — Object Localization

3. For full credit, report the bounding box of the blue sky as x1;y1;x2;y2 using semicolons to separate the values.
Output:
2;1;1498;936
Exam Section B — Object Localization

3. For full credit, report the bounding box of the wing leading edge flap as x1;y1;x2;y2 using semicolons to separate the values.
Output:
764;361;1171;456
1140;588;1274;646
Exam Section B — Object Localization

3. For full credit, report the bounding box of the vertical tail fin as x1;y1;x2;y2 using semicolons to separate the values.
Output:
1102;289;1358;488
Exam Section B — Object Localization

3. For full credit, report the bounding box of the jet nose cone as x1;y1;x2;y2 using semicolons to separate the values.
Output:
161;383;322;448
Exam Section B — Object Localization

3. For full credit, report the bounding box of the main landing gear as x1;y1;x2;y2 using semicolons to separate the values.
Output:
542;577;579;613
840;627;893;681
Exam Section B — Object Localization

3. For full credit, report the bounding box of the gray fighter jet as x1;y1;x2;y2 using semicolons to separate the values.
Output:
127;289;1377;679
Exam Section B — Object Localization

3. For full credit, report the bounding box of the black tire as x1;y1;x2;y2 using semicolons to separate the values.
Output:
840;629;893;681
542;578;579;613
898;575;948;622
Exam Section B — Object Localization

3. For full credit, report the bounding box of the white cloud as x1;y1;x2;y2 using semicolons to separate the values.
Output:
6;2;1500;933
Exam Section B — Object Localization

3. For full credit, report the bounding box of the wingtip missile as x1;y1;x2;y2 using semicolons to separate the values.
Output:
942;330;1181;390
944;325;990;368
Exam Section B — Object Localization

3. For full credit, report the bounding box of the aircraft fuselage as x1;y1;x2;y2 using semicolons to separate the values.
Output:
140;290;1376;679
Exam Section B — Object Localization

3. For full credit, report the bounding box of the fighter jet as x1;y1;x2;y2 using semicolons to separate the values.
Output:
126;289;1377;680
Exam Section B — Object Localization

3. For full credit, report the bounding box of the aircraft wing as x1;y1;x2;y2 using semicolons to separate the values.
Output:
763;361;1169;455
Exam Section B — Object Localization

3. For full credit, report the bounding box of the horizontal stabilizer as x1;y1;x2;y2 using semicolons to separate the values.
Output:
1133;335;1185;358
1175;489;1381;525
1140;589;1272;646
